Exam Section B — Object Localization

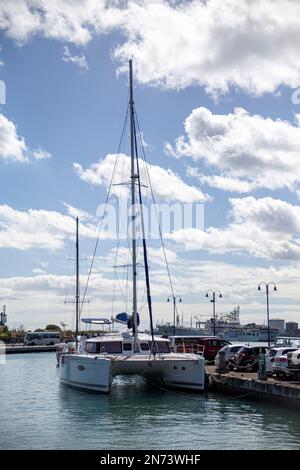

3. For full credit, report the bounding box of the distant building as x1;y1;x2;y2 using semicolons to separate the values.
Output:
269;318;285;334
286;321;299;335
0;305;7;327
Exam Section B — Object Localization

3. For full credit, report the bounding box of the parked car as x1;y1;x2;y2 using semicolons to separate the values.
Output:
214;343;247;367
231;346;268;372
273;351;298;378
265;347;297;376
266;346;295;375
265;347;279;374
287;349;300;379
169;336;230;361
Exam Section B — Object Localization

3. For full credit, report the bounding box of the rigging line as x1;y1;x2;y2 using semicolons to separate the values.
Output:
113;192;132;262
133;115;156;348
114;269;130;313
111;271;117;318
113;191;133;315
84;255;90;315
113;114;133;264
112;194;122;268
64;231;76;303
139;276;147;312
112;196;121;318
135;112;177;307
125;257;129;311
135;164;150;315
79;105;130;317
139;298;148;313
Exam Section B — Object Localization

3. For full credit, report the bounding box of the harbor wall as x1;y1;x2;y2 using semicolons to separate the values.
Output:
4;344;58;354
208;367;300;408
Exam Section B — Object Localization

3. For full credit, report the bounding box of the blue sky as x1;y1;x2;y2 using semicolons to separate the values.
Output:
0;0;300;330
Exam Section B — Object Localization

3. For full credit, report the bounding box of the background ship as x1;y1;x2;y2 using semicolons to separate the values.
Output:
155;306;278;343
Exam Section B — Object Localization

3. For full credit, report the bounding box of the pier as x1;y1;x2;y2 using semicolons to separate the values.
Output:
4;344;58;354
207;365;300;408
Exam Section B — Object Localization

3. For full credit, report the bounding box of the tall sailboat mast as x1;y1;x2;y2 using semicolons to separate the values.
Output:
129;60;138;344
75;216;79;348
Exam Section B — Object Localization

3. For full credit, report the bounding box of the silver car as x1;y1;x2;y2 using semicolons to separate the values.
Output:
287;349;300;380
265;347;297;376
273;350;297;377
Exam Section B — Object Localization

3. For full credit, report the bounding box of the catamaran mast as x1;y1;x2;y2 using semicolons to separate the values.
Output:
129;60;138;344
75;216;79;348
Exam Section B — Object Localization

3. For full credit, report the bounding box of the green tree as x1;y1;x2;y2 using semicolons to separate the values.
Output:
45;324;62;332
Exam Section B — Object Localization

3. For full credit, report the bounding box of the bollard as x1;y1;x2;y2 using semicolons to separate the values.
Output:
215;350;228;374
258;353;268;380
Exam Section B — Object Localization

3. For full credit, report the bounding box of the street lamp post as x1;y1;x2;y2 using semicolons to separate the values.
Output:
206;290;222;336
257;282;277;346
167;295;182;336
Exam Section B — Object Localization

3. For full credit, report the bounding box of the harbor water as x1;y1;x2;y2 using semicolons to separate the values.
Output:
1;353;300;450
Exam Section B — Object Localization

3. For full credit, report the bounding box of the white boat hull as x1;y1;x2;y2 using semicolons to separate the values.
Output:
110;353;205;391
59;352;205;393
60;354;112;392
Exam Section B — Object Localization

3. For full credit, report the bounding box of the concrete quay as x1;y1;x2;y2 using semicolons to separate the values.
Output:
4;344;58;354
207;365;300;407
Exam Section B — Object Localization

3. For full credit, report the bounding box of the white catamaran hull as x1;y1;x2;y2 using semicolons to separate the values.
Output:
111;353;205;391
59;352;205;393
60;354;112;392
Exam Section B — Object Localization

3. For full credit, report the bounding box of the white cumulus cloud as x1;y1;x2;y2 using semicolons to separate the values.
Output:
62;45;88;71
0;204;99;251
167;196;300;261
169;107;300;193
0;113;28;162
1;1;300;95
74;153;209;203
32;147;52;160
0;113;52;163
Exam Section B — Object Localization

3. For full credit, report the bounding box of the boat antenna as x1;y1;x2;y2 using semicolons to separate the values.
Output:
129;59;138;346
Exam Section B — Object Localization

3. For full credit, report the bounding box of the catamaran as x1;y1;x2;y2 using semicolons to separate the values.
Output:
59;60;206;393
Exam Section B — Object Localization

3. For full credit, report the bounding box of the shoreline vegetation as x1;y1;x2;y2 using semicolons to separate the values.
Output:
0;324;109;344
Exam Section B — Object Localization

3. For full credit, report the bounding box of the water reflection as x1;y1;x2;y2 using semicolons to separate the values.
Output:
1;354;300;449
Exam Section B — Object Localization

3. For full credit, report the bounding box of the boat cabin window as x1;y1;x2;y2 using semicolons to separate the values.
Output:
86;341;123;354
155;341;170;353
183;338;200;345
123;343;132;352
174;338;184;346
99;341;123;354
140;342;149;351
85;342;98;354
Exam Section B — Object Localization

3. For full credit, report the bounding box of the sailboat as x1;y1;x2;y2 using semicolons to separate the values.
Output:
59;61;206;393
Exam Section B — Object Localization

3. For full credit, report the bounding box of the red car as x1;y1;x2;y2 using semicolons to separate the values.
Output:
169;336;230;361
231;346;268;372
